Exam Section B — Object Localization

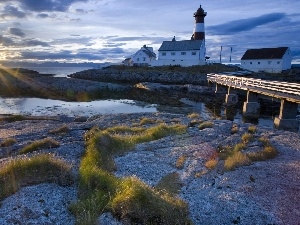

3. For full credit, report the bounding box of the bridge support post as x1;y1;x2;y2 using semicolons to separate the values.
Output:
274;100;299;131
225;87;238;106
243;91;260;118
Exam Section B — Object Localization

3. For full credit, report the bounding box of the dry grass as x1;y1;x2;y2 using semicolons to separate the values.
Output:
248;125;257;134
187;112;200;119
139;117;157;125
199;121;213;130
241;133;254;144
19;138;60;155
248;137;279;161
175;155;186;169
224;151;251;171
0;154;74;200
205;158;218;170
0;138;17;147
48;124;70;135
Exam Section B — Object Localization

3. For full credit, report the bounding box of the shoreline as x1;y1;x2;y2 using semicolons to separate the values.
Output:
0;112;299;224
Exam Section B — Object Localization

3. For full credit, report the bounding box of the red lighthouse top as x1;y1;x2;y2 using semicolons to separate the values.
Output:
194;5;207;17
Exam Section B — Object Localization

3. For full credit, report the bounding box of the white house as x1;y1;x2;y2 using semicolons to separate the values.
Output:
123;45;156;66
241;47;292;73
151;37;206;67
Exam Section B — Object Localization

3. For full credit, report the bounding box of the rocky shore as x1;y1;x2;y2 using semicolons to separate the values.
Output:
0;66;300;224
0;112;300;225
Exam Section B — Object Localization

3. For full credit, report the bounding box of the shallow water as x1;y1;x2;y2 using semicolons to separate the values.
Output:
0;98;157;117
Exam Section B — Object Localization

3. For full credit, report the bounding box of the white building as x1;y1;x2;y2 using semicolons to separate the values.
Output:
151;37;206;67
241;47;292;73
122;45;156;66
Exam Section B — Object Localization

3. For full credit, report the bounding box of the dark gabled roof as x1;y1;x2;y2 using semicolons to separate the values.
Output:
142;49;156;58
241;47;288;60
158;40;203;51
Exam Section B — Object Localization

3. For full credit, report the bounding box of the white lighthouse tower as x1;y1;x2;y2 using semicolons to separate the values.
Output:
192;5;207;41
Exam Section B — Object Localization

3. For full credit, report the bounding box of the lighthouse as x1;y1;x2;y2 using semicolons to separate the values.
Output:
192;5;207;41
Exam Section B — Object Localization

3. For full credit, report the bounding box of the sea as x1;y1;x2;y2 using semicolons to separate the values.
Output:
23;66;93;77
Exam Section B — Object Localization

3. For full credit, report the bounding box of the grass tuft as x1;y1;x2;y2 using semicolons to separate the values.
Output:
139;117;157;125
175;155;186;169
205;158;218;170
187;113;200;119
198;121;213;130
0;154;74;200
241;133;254;144
71;123;189;225
48;124;70;135
19;138;60;155
248;137;279;161
0;138;17;147
248;126;257;134
224;151;251;171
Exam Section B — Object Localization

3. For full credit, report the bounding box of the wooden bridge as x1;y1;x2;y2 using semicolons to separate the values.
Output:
207;73;300;131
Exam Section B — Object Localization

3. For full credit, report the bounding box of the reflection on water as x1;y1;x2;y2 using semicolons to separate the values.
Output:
0;98;157;117
205;103;276;128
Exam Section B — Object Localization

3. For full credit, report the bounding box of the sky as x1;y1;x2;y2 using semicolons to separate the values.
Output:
0;0;300;64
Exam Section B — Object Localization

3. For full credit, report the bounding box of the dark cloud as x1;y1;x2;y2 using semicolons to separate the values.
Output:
17;47;126;61
18;0;89;12
23;39;50;47
9;27;25;37
102;42;127;48
0;5;26;19
37;13;50;18
208;13;286;35
0;35;15;46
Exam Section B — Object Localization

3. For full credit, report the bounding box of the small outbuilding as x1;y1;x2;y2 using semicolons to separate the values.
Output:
123;45;156;66
241;47;292;73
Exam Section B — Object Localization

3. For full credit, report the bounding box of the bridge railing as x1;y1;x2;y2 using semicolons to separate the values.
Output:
207;74;300;97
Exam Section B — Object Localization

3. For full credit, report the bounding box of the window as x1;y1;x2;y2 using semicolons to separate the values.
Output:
162;52;166;56
137;58;139;62
250;62;252;64
192;52;197;55
258;62;260;64
181;52;186;55
143;57;146;61
171;52;176;56
268;61;272;65
277;61;280;64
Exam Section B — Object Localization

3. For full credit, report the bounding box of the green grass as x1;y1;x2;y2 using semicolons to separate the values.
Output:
198;121;213;130
0;138;17;147
0;154;74;200
70;123;190;225
19;138;60;155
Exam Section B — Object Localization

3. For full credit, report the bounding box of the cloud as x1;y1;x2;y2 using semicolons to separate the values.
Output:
9;27;25;37
0;35;15;46
37;13;50;18
0;5;26;19
16;0;89;12
208;13;286;35
23;39;50;47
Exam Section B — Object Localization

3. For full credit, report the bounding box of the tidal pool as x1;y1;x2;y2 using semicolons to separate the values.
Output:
0;97;157;117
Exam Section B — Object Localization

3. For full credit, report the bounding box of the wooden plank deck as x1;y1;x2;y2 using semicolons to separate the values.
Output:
207;74;300;103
